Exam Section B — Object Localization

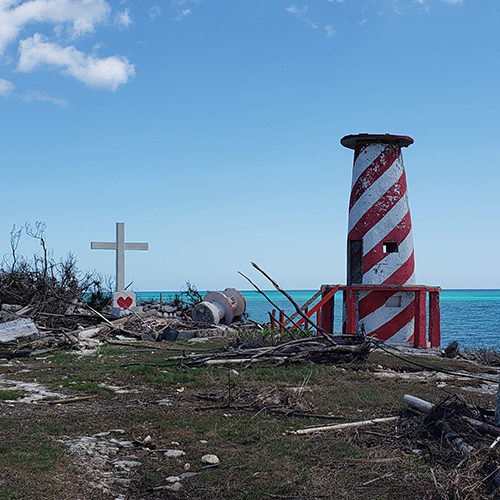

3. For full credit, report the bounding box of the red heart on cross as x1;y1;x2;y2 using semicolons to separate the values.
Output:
117;296;133;309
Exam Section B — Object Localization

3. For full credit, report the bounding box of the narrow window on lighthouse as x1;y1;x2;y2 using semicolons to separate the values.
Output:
383;242;398;254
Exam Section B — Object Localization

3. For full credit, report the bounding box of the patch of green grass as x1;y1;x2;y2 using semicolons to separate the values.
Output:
241;364;328;385
96;345;130;356
46;350;78;365
60;381;113;395
123;365;204;387
0;391;21;401
0;441;62;472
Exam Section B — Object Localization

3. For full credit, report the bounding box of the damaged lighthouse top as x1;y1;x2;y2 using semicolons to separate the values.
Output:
341;134;414;150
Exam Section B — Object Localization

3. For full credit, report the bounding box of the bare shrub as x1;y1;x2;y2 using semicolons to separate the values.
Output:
0;222;111;315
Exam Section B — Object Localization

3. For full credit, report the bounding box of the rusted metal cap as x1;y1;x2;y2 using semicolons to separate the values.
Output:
341;134;414;150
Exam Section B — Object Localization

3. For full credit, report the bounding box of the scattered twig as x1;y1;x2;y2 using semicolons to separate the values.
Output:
361;472;393;487
46;395;98;404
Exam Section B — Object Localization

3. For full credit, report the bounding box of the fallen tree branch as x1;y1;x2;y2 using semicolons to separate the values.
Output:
462;417;500;438
238;270;303;338
250;262;336;344
403;394;434;413
285;289;322;326
294;416;398;435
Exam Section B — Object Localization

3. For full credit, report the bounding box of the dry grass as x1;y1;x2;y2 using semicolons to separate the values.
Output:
0;340;498;499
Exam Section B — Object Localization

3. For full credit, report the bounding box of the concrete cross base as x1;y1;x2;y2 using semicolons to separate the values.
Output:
111;291;143;317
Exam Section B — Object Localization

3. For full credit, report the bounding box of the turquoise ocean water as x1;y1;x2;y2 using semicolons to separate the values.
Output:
136;289;500;348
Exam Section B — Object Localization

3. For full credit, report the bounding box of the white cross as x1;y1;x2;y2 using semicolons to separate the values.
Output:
91;222;149;292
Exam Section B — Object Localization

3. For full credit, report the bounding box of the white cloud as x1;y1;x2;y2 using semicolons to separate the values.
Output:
286;6;318;29
0;0;111;55
176;8;191;19
325;25;334;37
149;6;161;20
172;0;201;6
24;89;68;106
116;8;132;27
442;0;462;3
18;34;135;90
171;0;200;20
0;77;14;95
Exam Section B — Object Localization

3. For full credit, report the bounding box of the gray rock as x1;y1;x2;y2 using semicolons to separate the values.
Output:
165;482;182;492
201;454;220;466
165;449;186;458
113;460;142;471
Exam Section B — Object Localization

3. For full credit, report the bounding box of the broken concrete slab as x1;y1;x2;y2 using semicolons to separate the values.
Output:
0;318;38;342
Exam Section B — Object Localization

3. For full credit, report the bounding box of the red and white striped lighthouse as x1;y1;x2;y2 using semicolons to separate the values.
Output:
342;134;416;343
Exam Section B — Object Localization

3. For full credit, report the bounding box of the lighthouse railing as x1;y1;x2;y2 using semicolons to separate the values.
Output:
271;284;441;348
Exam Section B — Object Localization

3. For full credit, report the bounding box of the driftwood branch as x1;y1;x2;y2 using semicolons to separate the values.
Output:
294;416;398;435
285;289;322;326
403;395;434;413
250;262;336;344
238;270;303;338
462;417;500;438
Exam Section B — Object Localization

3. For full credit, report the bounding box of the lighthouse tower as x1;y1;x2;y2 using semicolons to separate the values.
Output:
342;134;416;343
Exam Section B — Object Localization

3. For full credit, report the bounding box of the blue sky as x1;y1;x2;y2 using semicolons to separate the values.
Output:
1;0;499;292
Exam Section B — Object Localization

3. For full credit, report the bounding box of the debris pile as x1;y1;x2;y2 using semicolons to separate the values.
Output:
123;336;370;371
0;297;258;359
402;394;500;500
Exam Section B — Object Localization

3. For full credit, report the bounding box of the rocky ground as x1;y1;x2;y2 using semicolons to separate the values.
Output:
1;333;500;499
